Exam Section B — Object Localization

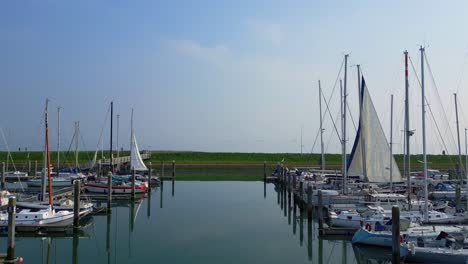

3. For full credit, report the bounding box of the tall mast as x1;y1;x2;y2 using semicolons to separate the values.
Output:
117;114;120;160
110;102;113;173
319;80;325;173
465;128;468;211
357;64;367;180
390;94;394;191
455;93;463;181
74;121;79;169
57;106;61;173
343;54;348;194
300;126;303;155
404;51;411;207
45;99;53;205
420;46;428;222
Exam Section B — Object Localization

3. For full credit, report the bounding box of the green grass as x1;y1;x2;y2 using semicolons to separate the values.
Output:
0;151;463;171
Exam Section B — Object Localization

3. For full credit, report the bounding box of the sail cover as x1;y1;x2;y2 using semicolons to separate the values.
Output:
131;133;148;171
347;77;402;182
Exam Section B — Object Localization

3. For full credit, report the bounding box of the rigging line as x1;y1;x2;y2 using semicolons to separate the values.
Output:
91;104;111;169
455;52;468;94
0;128;17;172
324;110;341;153
346;101;357;132
322;88;342;142
311;58;345;152
425;52;459;151
409;56;456;167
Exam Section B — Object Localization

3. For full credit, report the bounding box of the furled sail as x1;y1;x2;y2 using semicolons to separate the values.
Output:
347;77;402;182
130;133;148;171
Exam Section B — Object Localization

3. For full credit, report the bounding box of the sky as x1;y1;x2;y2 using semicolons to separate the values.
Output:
1;0;468;154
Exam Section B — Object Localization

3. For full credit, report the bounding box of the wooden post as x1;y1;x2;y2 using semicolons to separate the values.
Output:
172;160;175;179
287;191;291;225
160;178;163;209
318;190;323;234
292;172;297;192
34;160;38;177
1;162;5;189
6;197;16;262
287;172;291;193
161;161;164;179
28;160;31;176
392;206;401;264
299;206;304;246
263;181;266;199
456;185;461;211
107;171;112;211
73;180;81;230
277;185;280;205
293;199;297;235
148;162;152;193
263;161;266;181
307;212;312;261
299;181;304;200
307;184;313;219
131;170;136;199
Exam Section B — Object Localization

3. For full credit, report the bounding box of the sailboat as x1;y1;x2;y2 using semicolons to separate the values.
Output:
0;100;77;225
85;108;147;194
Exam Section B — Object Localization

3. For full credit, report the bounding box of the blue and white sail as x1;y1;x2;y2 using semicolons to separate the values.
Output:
348;77;402;182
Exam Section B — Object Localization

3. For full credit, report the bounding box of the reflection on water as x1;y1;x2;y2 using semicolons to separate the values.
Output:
1;180;394;263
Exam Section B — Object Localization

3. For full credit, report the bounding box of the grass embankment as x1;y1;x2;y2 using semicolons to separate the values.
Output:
0;151;461;169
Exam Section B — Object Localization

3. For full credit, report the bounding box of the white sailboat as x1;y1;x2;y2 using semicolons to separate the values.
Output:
0;99;76;225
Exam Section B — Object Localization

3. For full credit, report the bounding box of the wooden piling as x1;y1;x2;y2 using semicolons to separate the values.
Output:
172;160;175;179
456;185;461;211
293;199;297;235
392;206;401;264
1;162;4;189
299;181;303;199
263;161;266;181
6;197;16;262
307;184;313;219
28;160;31;176
148;162;152;193
318;190;323;234
288;191;291;225
73;180;81;230
292;172;296;192
161;161;164;179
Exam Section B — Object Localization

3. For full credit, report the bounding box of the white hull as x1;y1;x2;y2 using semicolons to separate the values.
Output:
85;182;146;194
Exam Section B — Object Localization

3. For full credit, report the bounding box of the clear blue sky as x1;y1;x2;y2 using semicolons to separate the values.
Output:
1;0;468;154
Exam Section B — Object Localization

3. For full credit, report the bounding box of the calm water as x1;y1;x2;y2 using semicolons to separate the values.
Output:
3;181;392;263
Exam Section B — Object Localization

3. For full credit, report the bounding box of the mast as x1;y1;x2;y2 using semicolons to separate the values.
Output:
357;64;367;180
404;51;411;207
300;126;303;155
465;128;468;211
41;102;48;202
57;106;61;173
117;114;120;161
319;80;325;173
390;94;394;191
110;102;113;173
74;121;79;169
45;99;53;205
455;93;463;181
343;55;348;194
420;46;428;222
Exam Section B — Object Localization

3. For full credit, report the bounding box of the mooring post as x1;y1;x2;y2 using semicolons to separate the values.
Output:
456;185;461;211
131;169;136;199
73;180;81;230
34;160;38;177
263;161;266;181
161;161;164;179
292;172;297;192
28;160;31;176
318;190;323;234
392;206;401;264
293;198;297;235
148;162;152;193
288;190;292;225
307;184;313;219
299;181;304;200
1;162;5;189
107;171;112;211
299;206;304;246
6;197;16;262
172;160;175;179
287;172;291;193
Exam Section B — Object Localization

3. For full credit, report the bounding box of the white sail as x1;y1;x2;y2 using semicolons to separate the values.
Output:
348;78;402;182
130;133;147;171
